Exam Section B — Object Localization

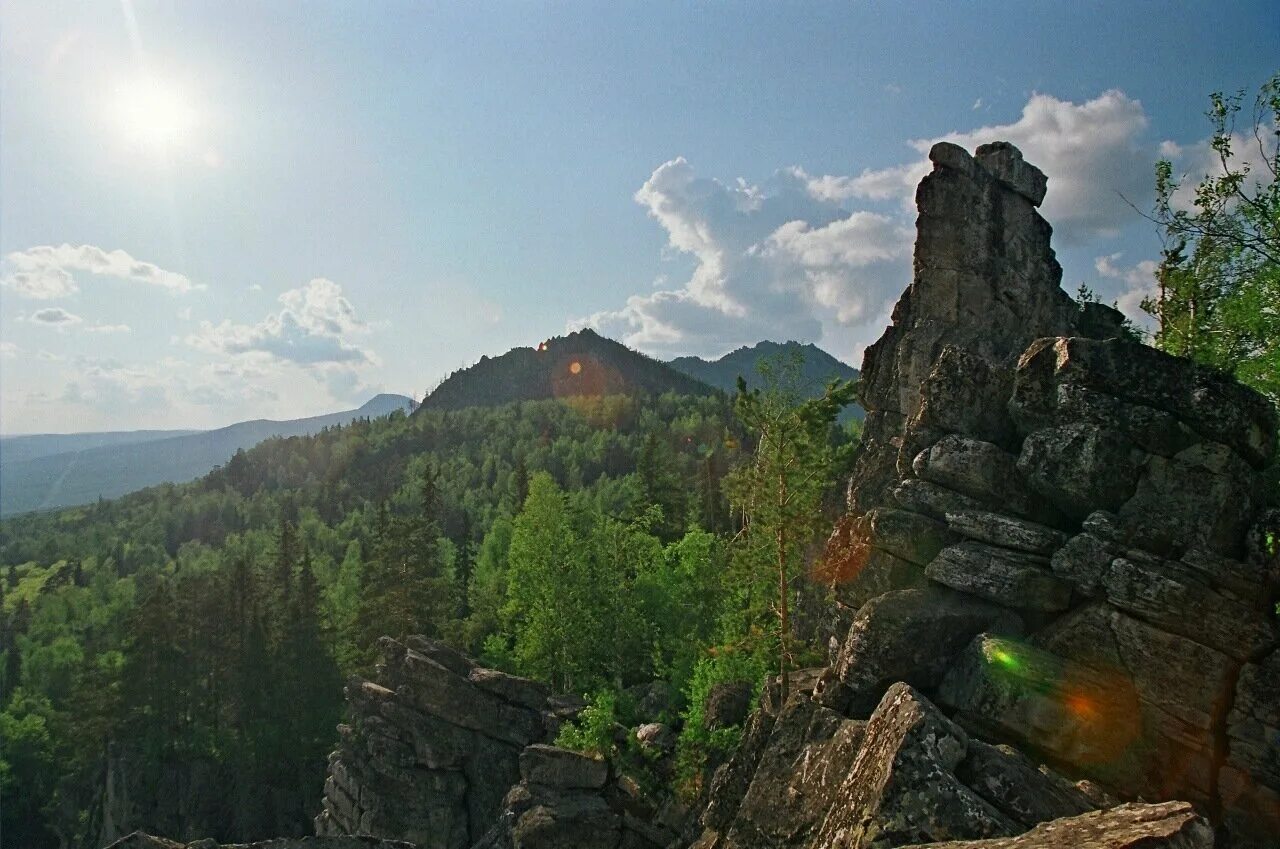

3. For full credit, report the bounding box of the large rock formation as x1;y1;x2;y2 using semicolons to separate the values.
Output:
313;637;580;848
900;801;1214;848
693;683;1100;849
471;744;682;849
692;141;1280;849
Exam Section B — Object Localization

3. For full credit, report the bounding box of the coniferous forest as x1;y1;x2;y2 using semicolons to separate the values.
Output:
0;379;859;847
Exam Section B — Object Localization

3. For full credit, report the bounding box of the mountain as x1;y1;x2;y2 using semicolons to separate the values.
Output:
0;428;203;464
0;394;415;516
418;328;716;412
668;340;865;421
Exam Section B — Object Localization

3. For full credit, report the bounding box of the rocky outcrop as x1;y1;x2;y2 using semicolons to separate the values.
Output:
314;637;580;848
694;141;1280;849
845;141;1083;516
900;802;1213;848
473;744;682;849
695;683;1097;849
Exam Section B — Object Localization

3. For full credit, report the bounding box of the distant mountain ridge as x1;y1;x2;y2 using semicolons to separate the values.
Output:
0;394;415;516
418;328;715;412
0;428;203;464
668;340;864;421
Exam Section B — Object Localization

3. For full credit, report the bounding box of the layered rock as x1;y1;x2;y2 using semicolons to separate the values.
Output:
900;801;1213;849
693;683;1097;849
314;637;579;848
846;141;1083;516
694;141;1280;848
473;744;681;849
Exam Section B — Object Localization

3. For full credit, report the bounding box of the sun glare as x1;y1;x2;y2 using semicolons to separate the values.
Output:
111;76;198;151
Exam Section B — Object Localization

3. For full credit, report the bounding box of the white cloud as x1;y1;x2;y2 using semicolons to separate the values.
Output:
19;309;129;334
802;90;1154;245
184;278;377;402
186;278;373;367
1;244;202;298
1162;130;1278;212
584;88;1176;360
0;341;19;358
577;158;911;358
1095;252;1159;319
2;265;77;299
29;306;83;326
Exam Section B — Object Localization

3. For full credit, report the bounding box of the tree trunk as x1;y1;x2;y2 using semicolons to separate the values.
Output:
777;467;789;703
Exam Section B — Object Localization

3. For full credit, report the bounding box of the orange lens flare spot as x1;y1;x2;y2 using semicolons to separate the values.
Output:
569;361;582;375
1064;693;1097;719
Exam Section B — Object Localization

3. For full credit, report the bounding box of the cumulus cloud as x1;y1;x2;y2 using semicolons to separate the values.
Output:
582;88;1174;360
1;244;201;298
186;278;373;366
803;90;1153;245
2;265;77;299
1095;252;1160;319
21;309;129;334
1159;130;1278;212
30;306;83;326
577;158;911;358
184;278;377;402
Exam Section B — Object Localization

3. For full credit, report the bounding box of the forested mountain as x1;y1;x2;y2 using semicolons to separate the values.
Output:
0;394;415;517
0;429;203;464
0;389;761;847
419;328;715;412
668;340;864;421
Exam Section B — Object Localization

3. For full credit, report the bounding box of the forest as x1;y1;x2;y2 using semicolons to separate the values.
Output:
0;372;859;847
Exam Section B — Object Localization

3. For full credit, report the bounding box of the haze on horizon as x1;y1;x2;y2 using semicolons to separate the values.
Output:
2;1;1277;434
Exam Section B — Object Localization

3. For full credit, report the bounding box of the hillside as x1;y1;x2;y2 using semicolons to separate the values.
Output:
0;389;747;846
668;340;865;421
0;393;415;516
419;328;716;412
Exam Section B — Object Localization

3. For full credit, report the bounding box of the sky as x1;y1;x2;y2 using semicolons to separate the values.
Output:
1;2;1277;434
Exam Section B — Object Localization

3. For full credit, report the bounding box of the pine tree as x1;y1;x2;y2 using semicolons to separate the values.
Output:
724;353;857;700
355;462;455;652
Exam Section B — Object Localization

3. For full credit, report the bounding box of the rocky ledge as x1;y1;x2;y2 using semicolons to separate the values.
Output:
693;142;1278;848
313;636;581;848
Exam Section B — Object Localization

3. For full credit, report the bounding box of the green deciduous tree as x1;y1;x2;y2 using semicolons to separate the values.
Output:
1145;73;1279;401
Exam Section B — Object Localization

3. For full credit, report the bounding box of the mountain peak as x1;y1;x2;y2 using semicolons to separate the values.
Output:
418;331;715;413
666;340;864;422
359;393;417;412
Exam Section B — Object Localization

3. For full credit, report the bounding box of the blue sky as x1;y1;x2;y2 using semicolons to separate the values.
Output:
1;1;1277;433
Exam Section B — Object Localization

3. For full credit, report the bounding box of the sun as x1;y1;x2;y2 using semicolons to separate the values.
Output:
111;76;198;152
